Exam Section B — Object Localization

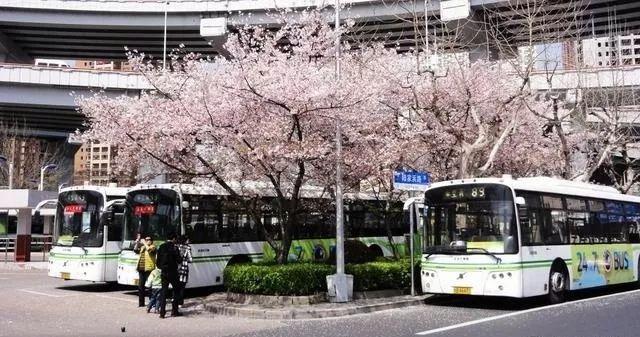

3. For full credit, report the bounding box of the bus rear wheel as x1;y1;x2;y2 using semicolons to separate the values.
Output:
548;266;568;304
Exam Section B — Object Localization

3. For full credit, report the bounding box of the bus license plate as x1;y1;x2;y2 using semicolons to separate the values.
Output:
453;287;471;295
60;272;70;280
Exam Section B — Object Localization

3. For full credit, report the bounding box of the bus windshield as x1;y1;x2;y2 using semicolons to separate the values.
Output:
424;184;518;254
123;189;181;249
56;190;104;247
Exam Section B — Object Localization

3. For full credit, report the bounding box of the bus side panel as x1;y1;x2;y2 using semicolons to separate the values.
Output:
521;245;571;297
187;241;264;289
103;241;122;282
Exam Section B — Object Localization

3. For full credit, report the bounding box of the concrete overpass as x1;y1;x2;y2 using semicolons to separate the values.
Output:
1;0;640;61
0;63;149;138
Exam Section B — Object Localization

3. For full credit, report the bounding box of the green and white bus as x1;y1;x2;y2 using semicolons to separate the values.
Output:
49;185;128;282
421;176;640;303
117;183;408;288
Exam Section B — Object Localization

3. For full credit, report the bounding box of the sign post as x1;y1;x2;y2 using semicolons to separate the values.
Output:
393;170;429;296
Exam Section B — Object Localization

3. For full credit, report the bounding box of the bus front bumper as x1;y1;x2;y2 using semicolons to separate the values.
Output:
421;268;523;298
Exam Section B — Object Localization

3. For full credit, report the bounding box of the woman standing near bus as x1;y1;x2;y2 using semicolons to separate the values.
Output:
133;234;156;307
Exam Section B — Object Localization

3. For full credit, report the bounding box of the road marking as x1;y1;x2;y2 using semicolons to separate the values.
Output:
18;289;67;298
416;288;640;336
95;294;138;304
0;277;8;280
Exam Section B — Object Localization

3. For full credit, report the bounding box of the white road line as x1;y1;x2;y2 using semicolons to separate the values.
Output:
0;277;8;280
94;294;138;304
416;288;640;336
18;289;67;298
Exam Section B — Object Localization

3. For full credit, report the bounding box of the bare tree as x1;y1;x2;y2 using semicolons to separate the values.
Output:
0;123;67;190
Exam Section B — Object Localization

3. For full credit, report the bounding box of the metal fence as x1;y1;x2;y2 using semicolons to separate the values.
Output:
0;235;52;262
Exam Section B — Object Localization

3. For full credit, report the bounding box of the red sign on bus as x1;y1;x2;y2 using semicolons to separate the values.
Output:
64;205;84;214
134;205;156;216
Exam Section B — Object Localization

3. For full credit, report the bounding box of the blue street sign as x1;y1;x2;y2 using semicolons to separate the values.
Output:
393;170;430;191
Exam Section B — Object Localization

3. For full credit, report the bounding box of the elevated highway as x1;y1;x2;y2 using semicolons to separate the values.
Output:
0;63;148;138
1;0;640;61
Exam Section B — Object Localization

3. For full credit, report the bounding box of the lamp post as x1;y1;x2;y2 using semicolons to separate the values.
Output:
0;155;13;189
326;0;352;303
39;164;58;191
163;1;169;71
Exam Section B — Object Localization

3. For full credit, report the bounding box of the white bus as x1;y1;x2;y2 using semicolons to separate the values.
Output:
48;186;128;282
421;176;640;303
117;184;408;288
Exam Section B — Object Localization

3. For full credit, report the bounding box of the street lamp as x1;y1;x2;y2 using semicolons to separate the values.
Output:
0;155;13;189
163;1;169;71
326;0;352;303
39;164;58;191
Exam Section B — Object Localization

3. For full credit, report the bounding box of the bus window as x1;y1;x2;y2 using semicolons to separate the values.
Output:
516;192;543;245
566;198;588;243
541;195;567;245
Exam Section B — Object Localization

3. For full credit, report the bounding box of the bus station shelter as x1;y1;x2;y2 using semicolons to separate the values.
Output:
0;190;57;262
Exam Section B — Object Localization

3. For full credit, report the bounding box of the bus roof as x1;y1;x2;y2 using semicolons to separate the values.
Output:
426;176;640;203
128;182;403;201
59;185;129;198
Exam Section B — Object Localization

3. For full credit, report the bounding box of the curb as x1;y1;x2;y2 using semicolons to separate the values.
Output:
203;295;429;319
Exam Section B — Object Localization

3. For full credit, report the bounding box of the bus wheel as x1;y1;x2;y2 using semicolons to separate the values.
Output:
548;265;568;304
368;245;384;258
227;255;251;266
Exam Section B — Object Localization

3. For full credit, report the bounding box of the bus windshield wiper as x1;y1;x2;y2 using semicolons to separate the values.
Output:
424;245;463;259
467;248;501;263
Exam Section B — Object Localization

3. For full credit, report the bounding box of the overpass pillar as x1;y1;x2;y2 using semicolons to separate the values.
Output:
15;208;32;262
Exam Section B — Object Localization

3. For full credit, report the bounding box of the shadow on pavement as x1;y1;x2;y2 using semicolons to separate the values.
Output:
56;282;132;293
423;283;639;311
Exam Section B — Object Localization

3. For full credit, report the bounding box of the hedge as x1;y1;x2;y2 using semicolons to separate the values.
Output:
223;259;416;296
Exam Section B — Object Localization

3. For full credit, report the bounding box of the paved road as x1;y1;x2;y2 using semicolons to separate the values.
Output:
2;266;639;337
231;286;640;337
0;267;281;337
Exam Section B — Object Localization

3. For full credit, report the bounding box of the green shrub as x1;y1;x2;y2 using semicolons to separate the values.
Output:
224;262;334;296
224;259;419;296
346;259;412;291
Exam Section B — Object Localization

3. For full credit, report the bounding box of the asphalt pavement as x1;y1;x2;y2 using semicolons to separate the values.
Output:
2;266;639;337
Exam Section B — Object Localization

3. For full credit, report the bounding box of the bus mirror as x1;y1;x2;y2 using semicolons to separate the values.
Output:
515;197;526;206
181;201;190;209
101;210;114;226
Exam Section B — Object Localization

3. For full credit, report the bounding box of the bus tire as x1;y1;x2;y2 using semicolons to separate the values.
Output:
548;260;569;304
368;245;384;258
227;255;251;266
637;258;640;288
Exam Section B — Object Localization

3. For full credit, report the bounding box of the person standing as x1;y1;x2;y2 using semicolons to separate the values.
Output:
133;234;156;307
156;232;182;318
176;235;193;306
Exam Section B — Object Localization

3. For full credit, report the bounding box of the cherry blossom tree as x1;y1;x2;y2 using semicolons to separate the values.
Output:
79;9;574;262
78;12;403;263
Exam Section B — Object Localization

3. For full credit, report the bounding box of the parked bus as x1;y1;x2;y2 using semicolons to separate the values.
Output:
421;175;640;303
48;185;128;282
117;183;408;288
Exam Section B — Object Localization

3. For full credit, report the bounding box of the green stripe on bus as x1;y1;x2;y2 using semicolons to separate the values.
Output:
421;258;571;271
118;253;265;265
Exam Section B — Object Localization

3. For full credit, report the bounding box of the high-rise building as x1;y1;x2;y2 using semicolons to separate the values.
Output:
72;142;134;186
582;34;640;67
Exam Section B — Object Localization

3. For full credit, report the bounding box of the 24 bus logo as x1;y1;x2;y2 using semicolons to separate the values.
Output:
576;250;629;274
613;251;630;271
576;251;599;273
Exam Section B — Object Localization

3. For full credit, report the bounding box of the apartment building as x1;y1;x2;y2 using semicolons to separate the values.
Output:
73;142;134;186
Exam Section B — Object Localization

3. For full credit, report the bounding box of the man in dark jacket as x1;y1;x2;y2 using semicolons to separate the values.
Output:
155;232;182;318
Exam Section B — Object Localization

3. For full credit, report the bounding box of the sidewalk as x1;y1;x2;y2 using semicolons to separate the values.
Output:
0;252;49;271
199;292;430;320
